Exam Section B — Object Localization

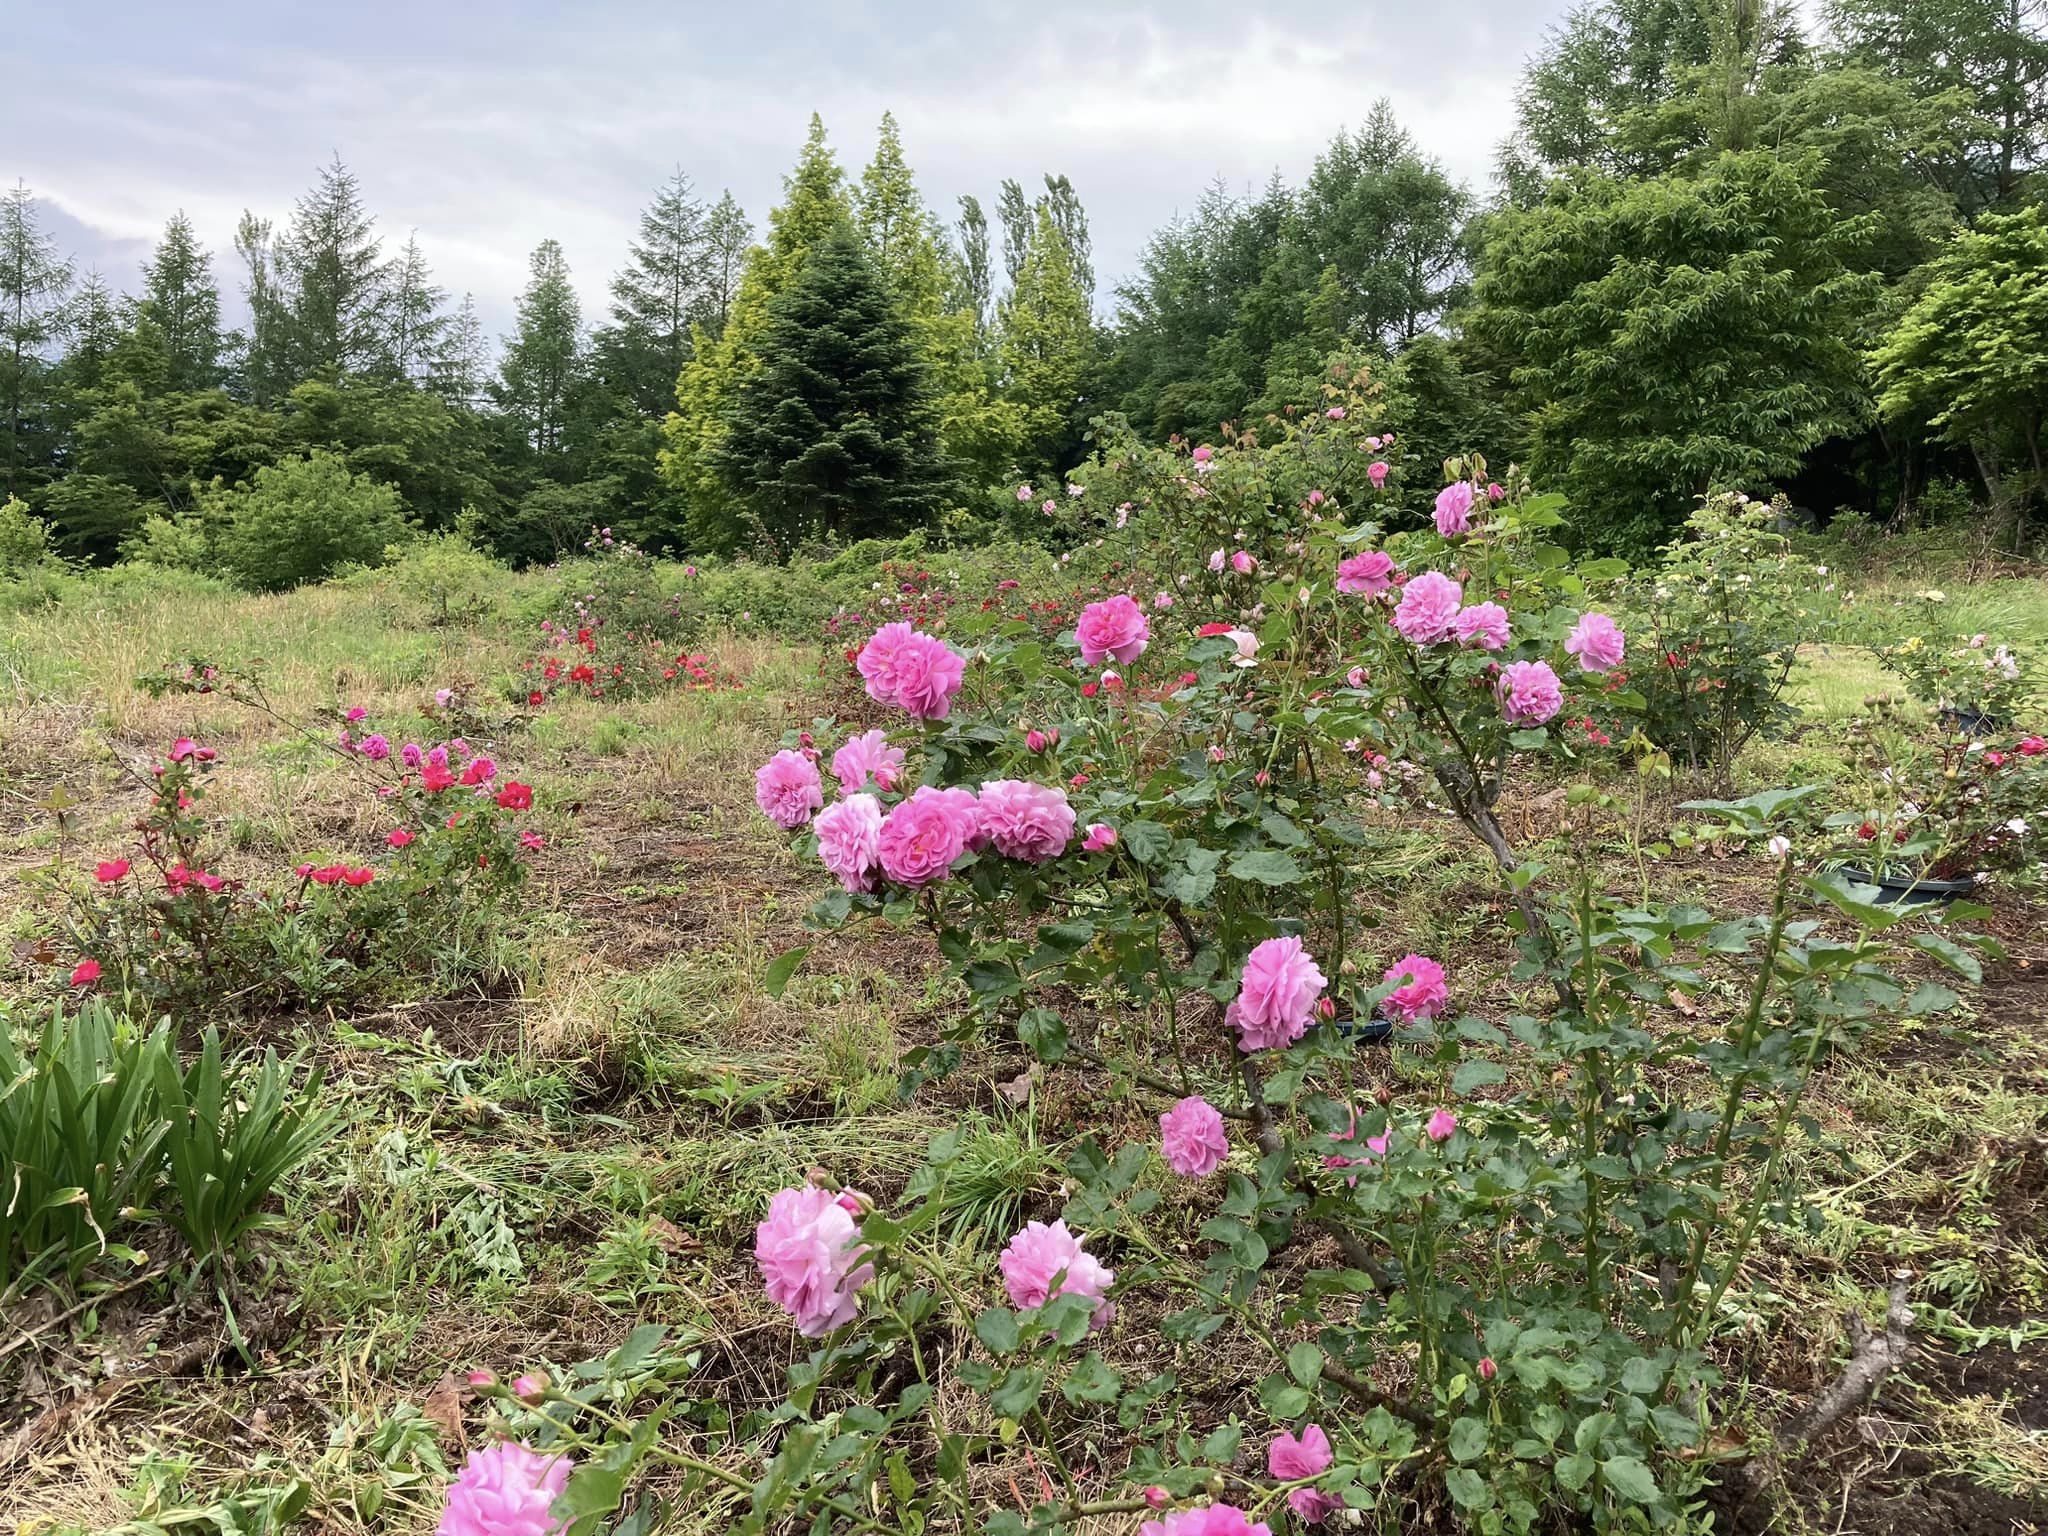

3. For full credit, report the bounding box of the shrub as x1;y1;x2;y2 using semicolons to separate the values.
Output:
0;493;53;575
371;522;509;626
208;450;413;591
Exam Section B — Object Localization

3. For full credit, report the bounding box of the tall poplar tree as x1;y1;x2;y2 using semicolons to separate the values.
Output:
998;204;1095;480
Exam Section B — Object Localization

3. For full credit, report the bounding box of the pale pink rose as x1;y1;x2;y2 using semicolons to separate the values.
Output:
1368;460;1390;487
976;780;1076;863
1225;629;1261;667
1192;445;1214;464
1233;937;1326;1052
1346;666;1368;687
999;1219;1114;1327
815;793;885;892
1160;1096;1228;1176
877;786;976;886
437;1441;572;1536
1426;1108;1459;1142
889;630;967;720
1017;483;1033;501
1497;660;1564;726
1452;601;1510;652
1336;550;1395;595
1154;591;1175;610
1392;571;1464;645
1381;954;1448;1023
1082;822;1117;852
1487;482;1505;503
1140;1507;1271;1536
1325;406;1345;420
755;1185;873;1336
1076;594;1151;666
831;729;905;794
754;750;823;830
1208;548;1227;573
1564;612;1626;674
1434;481;1475;536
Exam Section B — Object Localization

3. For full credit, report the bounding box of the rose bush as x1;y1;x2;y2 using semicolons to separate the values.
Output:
439;441;1988;1535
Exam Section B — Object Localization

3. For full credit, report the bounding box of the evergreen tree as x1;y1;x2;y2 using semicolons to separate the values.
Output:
432;293;489;408
281;155;389;376
384;234;448;385
998;204;1095;480
712;222;954;549
495;239;582;462
855;113;945;309
140;212;225;392
605;169;708;415
700;191;754;339
234;212;291;404
61;272;123;396
0;182;72;497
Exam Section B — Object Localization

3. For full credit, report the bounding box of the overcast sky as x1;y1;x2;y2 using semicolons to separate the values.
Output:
7;1;1574;337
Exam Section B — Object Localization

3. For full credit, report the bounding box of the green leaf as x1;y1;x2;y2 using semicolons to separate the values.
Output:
1444;1467;1491;1509
1015;1008;1069;1063
1451;1060;1505;1096
761;946;809;1000
1228;849;1307;886
974;1306;1020;1354
1908;932;1982;983
1121;820;1173;865
1286;1341;1324;1387
1449;1416;1489;1463
1599;1455;1662;1503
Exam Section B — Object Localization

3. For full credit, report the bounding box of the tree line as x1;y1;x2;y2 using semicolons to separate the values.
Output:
2;0;2043;574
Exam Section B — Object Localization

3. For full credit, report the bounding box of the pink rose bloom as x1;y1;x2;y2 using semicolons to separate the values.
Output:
1487;482;1505;503
1082;822;1117;852
1426;1108;1459;1142
1140;1508;1271;1536
1269;1424;1337;1521
815;793;885;892
877;786;974;886
1336;549;1394;595
1192;445;1214;464
1076;594;1151;666
401;742;424;769
1208;548;1227;573
1154;591;1175;611
1434;480;1475;536
856;621;915;704
755;750;823;830
1231;549;1257;575
1000;1219;1114;1327
976;779;1076;863
1233;937;1327;1053
436;1441;572;1536
1391;570;1464;645
1564;612;1626;674
889;631;967;720
1160;1096;1228;1176
359;733;391;760
1381;954;1448;1023
831;729;905;794
755;1184;874;1337
1368;460;1390;488
1452;601;1510;652
1325;406;1345;419
1497;660;1564;726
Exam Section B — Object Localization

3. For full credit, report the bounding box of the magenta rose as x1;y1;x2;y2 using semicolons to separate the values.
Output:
755;1184;873;1337
877;785;974;886
999;1218;1114;1328
1380;953;1448;1023
1391;570;1464;645
814;792;884;893
1564;611;1626;673
831;729;905;794
1434;480;1475;536
1160;1095;1228;1177
1232;936;1327;1052
1452;601;1510;651
1076;594;1151;666
754;749;823;830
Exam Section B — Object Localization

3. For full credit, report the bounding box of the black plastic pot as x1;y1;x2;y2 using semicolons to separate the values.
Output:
1940;705;2010;739
1838;865;1977;907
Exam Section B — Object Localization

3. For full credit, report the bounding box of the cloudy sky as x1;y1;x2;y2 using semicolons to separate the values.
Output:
7;1;1572;336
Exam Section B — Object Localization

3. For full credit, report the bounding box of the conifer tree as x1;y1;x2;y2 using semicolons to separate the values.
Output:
234;212;291;404
431;293;490;408
998;204;1094;480
384;233;449;385
60;272;123;395
281;155;388;376
605;169;708;415
140;212;225;392
700;191;754;339
0;182;72;496
496;240;581;462
712;222;954;549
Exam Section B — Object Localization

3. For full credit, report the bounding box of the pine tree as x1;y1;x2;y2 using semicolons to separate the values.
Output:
855;113;946;309
234;212;291;403
281;155;388;376
605;169;708;415
0;182;72;496
431;293;489;408
712;222;954;549
140;212;225;392
700;191;754;339
384;234;448;385
496;240;581;462
998;204;1095;480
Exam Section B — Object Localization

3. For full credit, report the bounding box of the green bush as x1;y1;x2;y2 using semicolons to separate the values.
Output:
209;450;413;591
0;493;54;576
364;524;509;625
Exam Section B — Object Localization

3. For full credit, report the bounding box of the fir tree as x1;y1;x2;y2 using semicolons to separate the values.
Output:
431;293;489;408
140;212;225;392
0;181;72;496
384;234;449;385
60;271;123;396
233;212;291;404
700;191;754;339
604;169;708;417
496;239;582;462
712;222;954;549
281;155;389;376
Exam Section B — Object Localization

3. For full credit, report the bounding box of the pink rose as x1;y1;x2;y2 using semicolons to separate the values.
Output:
1368;460;1390;488
976;779;1076;863
1232;936;1327;1052
1380;954;1447;1023
1160;1096;1228;1176
831;728;905;794
1564;612;1626;674
1497;660;1564;726
815;793;885;893
877;786;975;886
1392;571;1464;645
436;1441;572;1536
754;750;823;830
1268;1424;1337;1522
888;630;967;720
1426;1108;1459;1142
1336;549;1394;596
1231;549;1257;575
999;1219;1114;1328
1434;480;1474;536
1076;594;1151;666
1192;445;1214;465
755;1184;873;1336
1082;822;1117;852
1452;601;1510;652
1140;1508;1271;1536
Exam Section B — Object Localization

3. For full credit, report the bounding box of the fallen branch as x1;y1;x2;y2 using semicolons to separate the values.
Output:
1774;1270;1916;1454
